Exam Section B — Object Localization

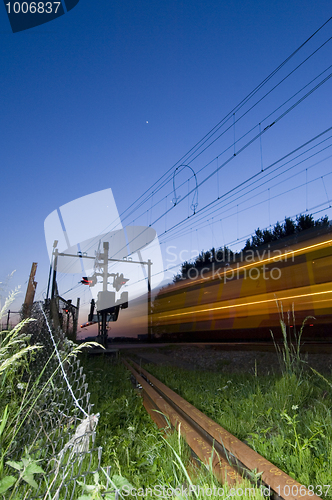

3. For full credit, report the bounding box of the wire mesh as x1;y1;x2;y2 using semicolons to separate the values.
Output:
9;301;103;500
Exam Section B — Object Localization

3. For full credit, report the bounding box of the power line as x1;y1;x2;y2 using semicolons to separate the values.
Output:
57;16;332;266
43;16;332;299
162;137;332;242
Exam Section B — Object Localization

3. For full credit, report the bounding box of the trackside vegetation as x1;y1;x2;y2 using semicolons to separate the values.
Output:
0;293;265;499
1;323;331;498
80;355;265;499
143;329;332;499
1;289;330;498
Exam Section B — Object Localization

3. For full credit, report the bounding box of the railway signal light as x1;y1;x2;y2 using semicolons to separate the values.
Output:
62;299;71;313
81;274;97;287
112;273;129;292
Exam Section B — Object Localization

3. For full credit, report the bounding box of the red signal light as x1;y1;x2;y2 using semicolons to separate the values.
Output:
81;275;97;286
113;273;129;292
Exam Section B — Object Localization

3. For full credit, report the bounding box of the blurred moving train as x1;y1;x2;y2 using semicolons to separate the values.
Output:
152;225;332;342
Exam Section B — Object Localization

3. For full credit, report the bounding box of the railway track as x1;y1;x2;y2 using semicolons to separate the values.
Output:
123;358;322;500
104;341;332;355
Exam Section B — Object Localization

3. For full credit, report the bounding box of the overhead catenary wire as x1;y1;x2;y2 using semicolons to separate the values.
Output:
73;154;332;289
50;123;332;297
40;16;332;300
107;15;332;230
53;17;332;271
169;169;332;246
83;56;332;254
160;174;332;258
132;116;332;252
98;67;332;261
161;139;332;243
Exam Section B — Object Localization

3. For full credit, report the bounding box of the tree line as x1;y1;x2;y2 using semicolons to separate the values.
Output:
173;214;329;282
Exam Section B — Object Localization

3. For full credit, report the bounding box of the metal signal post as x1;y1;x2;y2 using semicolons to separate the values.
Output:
51;240;153;347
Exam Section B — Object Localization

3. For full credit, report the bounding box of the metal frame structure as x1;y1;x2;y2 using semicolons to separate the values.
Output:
49;241;152;346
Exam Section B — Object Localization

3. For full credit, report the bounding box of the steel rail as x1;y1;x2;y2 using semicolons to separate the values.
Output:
123;359;244;486
125;358;322;500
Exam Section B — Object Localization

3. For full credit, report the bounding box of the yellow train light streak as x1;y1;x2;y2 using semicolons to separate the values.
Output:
156;286;332;321
167;238;332;290
227;238;332;273
153;232;332;338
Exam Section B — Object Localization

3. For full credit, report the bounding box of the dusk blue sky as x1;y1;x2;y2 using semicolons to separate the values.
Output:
1;0;332;332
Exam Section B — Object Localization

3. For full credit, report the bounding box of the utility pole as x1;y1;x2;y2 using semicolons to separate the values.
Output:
99;242;110;347
46;240;58;300
22;263;38;319
147;259;152;342
72;297;80;341
5;310;20;330
49;246;61;330
51;249;58;300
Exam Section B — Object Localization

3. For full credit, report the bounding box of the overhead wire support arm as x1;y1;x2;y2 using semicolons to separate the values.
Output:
58;252;150;266
55;242;153;345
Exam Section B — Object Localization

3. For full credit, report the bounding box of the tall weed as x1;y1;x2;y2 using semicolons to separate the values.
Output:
270;302;311;378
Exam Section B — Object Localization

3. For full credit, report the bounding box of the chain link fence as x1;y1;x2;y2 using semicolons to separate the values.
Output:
11;301;106;500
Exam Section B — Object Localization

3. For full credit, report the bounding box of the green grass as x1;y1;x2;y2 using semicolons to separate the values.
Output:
144;362;332;497
2;289;309;499
0;318;265;499
81;355;211;486
80;354;266;499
